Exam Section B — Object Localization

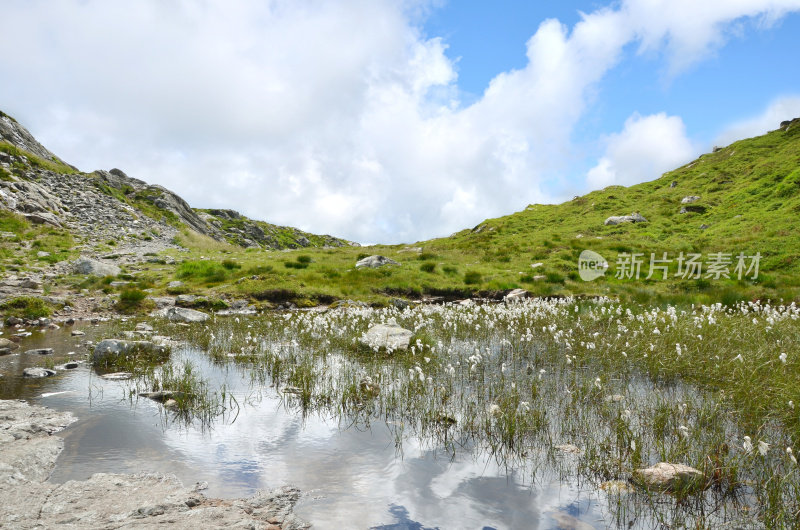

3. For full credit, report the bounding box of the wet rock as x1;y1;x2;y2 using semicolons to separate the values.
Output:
355;255;399;268
23;367;57;378
92;339;168;366
70;330;85;336
633;462;706;492
604;212;648;225
600;480;635;495
24;348;54;355
360;322;414;351
73;258;121;277
504;288;529;302
555;444;583;455
99;371;133;380
139;390;187;403
359;376;380;396
165;306;209;323
0;338;20;351
57;362;80;370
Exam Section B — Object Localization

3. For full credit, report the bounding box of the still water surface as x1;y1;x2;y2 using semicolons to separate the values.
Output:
0;324;608;529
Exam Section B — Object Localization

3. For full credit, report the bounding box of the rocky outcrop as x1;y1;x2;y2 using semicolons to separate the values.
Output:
0;113;62;163
0;399;309;529
604;213;648;225
680;196;700;204
0;109;355;253
356;255;399;268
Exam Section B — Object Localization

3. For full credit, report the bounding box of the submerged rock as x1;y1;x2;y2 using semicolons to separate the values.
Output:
24;348;54;355
92;339;168;366
99;372;133;380
360;322;414;351
355;255;399;269
0;338;20;352
555;444;583;455
633;462;706;492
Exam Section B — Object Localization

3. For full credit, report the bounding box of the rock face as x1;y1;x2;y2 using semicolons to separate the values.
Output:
356;255;399;268
360;322;414;351
633;462;706;492
0;109;355;253
73;258;121;277
166;306;210;323
681;196;700;204
604;213;648;226
92;339;168;366
0;399;309;529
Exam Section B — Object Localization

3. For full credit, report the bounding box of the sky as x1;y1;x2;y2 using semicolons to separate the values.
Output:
0;0;799;244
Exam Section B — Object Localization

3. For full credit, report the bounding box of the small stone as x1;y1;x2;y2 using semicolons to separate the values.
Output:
23;367;57;378
359;322;414;351
60;362;79;369
163;399;179;409
71;330;85;336
24;348;54;355
555;444;582;454
633;462;706;492
504;288;528;302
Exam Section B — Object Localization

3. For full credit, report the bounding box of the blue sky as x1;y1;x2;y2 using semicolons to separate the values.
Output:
0;0;799;243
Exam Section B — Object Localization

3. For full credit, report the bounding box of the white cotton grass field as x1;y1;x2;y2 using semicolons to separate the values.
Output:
131;298;800;527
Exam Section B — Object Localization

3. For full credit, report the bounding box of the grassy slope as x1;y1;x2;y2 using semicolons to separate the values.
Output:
138;119;798;307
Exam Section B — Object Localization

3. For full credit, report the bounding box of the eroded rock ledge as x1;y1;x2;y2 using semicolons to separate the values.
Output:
0;399;308;529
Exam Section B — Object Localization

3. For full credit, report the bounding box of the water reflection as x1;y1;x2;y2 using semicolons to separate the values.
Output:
0;325;605;529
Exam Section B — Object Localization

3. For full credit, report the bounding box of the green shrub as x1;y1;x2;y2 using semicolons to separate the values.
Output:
546;272;565;284
297;255;312;264
420;262;436;273
442;265;458;275
176;260;228;283
284;261;309;269
464;271;482;285
222;259;241;270
0;296;51;319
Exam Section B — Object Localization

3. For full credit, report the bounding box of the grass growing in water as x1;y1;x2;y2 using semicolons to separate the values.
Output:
149;298;800;527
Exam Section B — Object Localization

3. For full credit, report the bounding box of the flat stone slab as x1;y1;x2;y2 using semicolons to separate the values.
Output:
0;399;309;529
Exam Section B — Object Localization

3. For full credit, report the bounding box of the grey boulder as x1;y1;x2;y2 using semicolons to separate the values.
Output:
680;195;700;204
73;258;121;277
356;255;399;269
604;213;648;226
360;322;414;351
165;306;209;323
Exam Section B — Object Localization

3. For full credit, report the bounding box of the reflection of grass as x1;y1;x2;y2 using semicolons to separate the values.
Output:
151;298;800;526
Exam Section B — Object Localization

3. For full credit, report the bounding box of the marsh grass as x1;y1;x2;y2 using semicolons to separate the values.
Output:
139;297;800;526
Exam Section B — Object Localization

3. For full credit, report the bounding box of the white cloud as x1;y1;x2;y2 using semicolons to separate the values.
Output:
0;0;798;243
715;96;800;146
587;113;697;189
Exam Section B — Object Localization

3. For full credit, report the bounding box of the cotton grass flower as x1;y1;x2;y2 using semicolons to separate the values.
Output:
758;440;770;456
779;352;788;364
743;436;753;454
788;447;797;465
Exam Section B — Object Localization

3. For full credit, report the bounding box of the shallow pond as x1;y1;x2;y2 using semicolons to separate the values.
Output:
0;323;610;529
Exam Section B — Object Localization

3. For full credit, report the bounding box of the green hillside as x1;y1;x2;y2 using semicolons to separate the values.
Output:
146;117;799;307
